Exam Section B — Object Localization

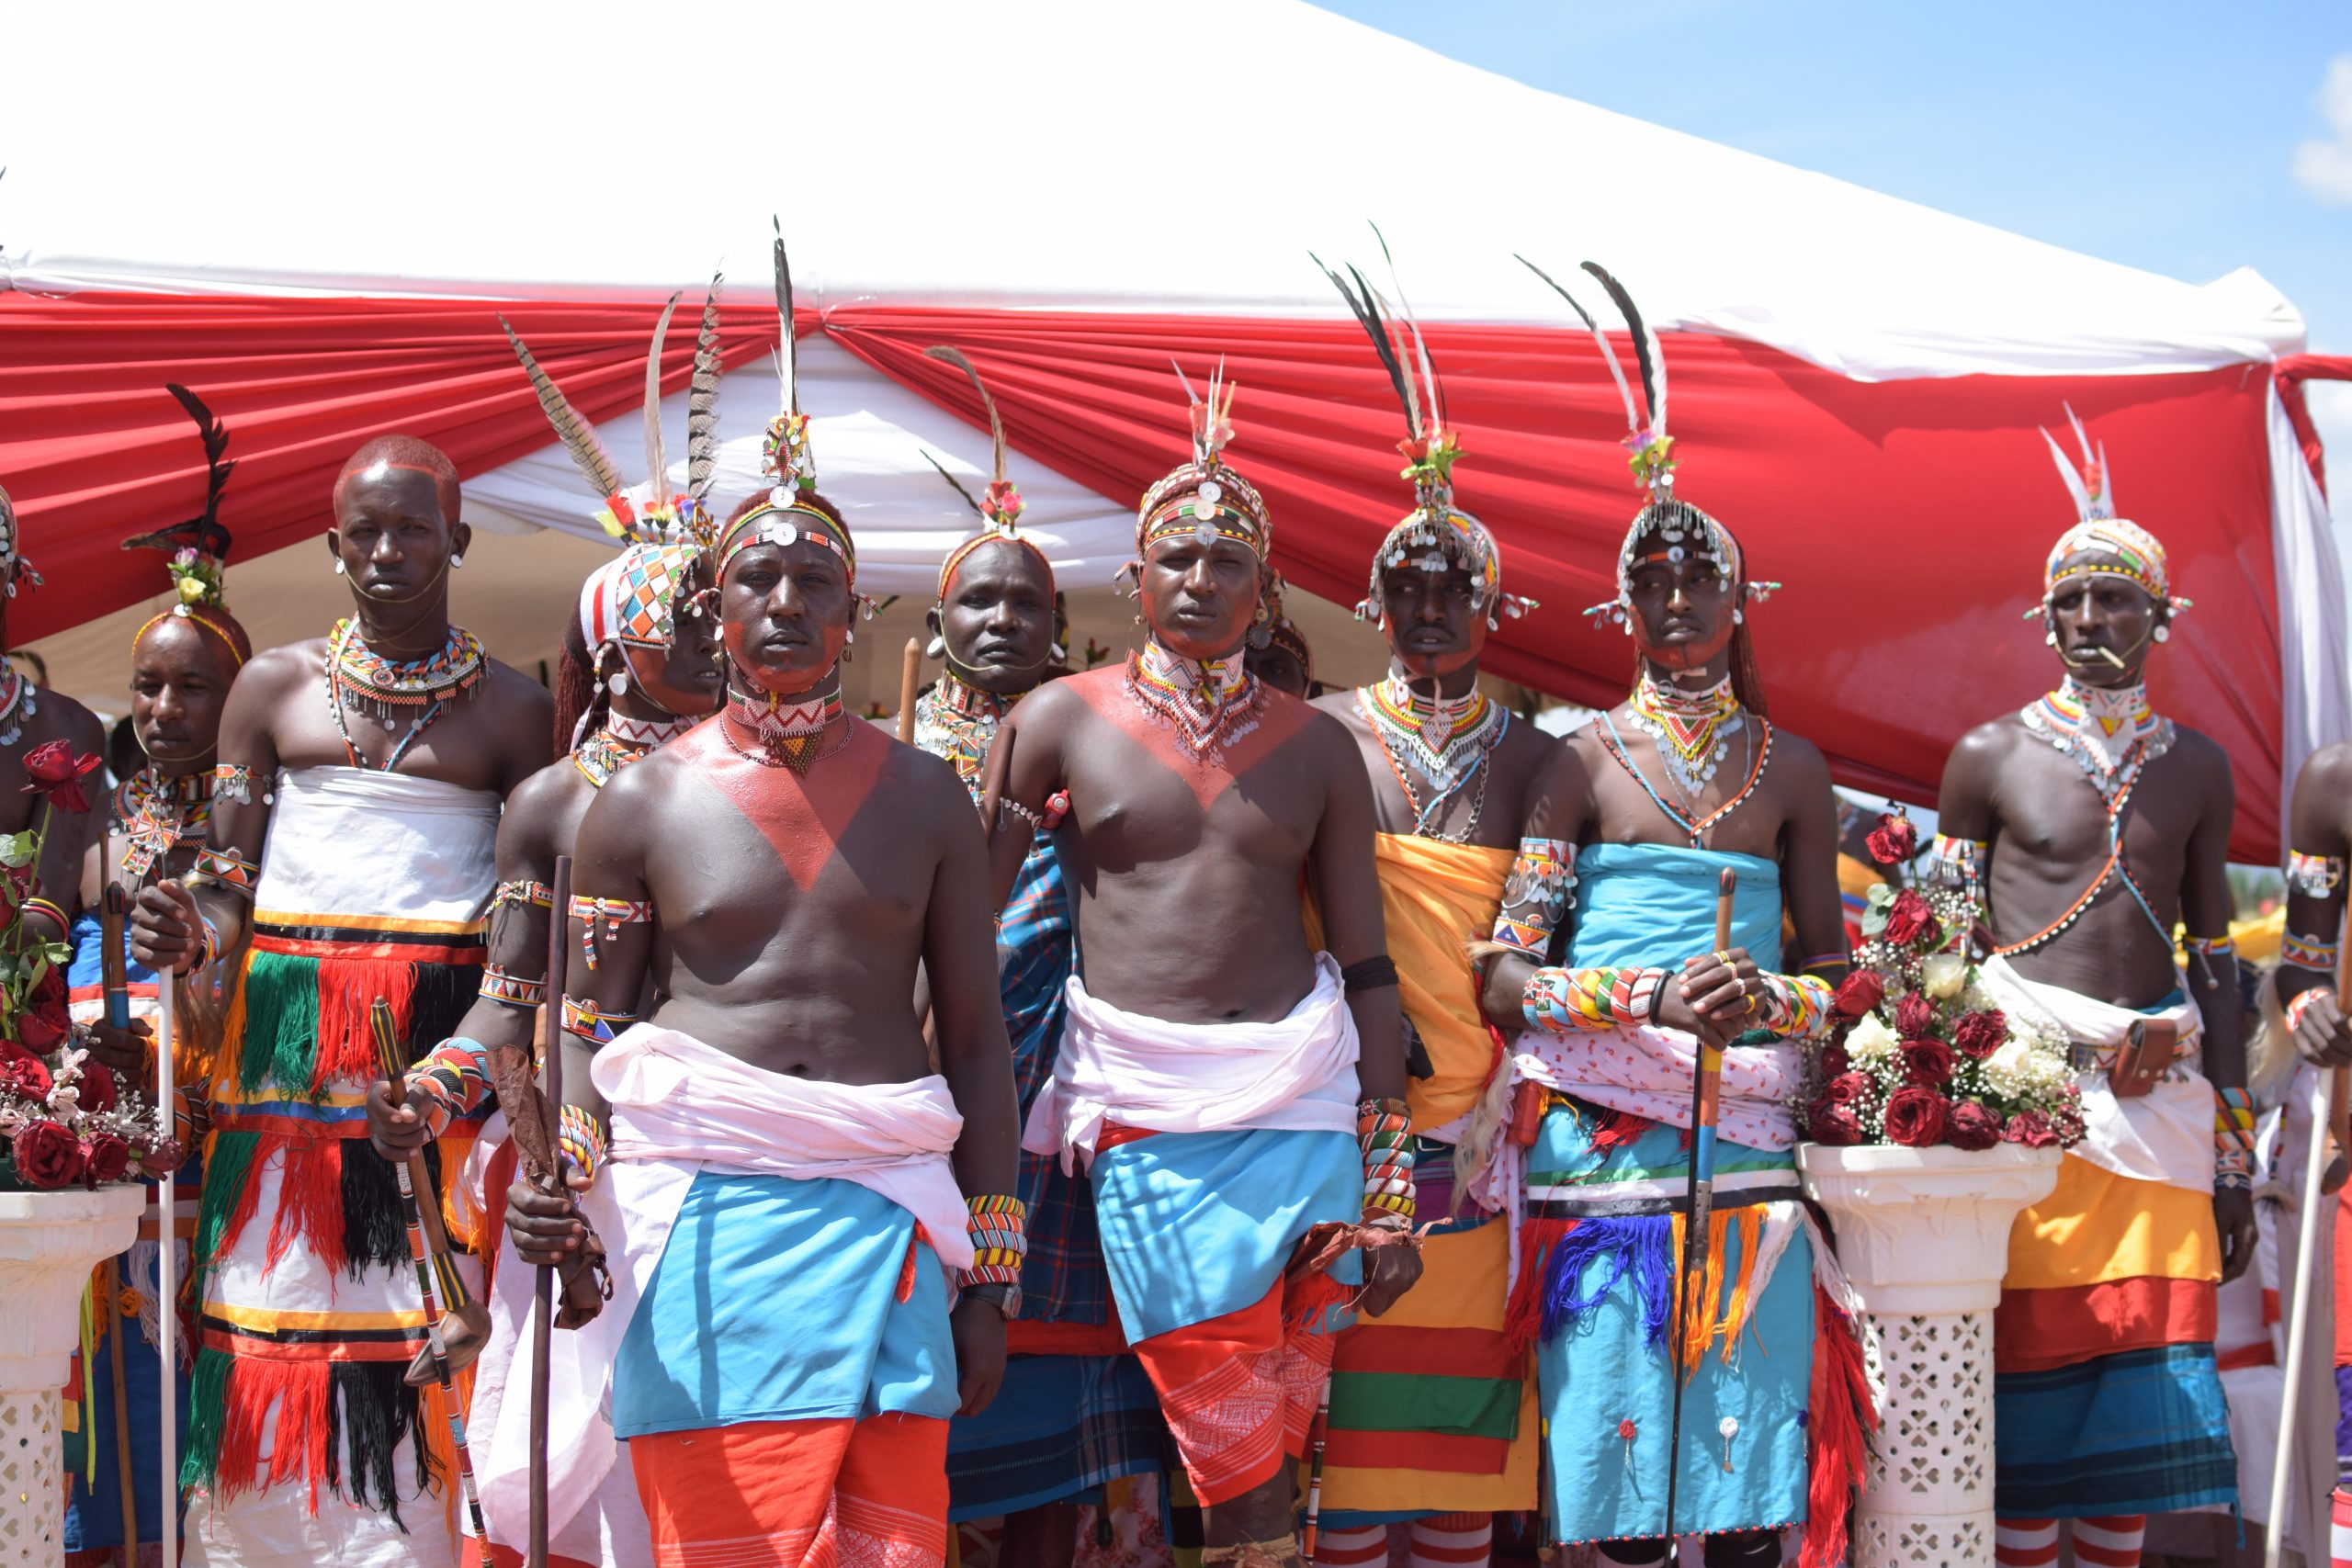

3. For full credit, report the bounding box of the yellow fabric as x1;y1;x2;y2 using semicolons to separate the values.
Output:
2004;1150;2221;1291
1306;834;1512;1131
1838;852;1881;902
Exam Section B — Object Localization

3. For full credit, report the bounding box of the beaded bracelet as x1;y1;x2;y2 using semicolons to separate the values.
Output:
560;995;639;1045
961;1194;1029;1288
2212;1086;2256;1193
559;1103;608;1185
2283;931;2342;976
1755;972;1835;1041
1522;965;1666;1035
1490;837;1576;955
1357;1097;1416;1222
211;762;254;805
2285;987;2334;1033
409;1038;493;1139
193;847;258;897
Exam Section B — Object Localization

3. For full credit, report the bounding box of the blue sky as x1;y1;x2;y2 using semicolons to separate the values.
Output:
1323;2;2352;465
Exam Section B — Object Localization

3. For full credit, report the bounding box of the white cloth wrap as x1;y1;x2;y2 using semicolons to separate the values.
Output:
1021;951;1363;1168
1978;955;2215;1193
477;1026;971;1551
253;765;499;920
1509;1025;1802;1151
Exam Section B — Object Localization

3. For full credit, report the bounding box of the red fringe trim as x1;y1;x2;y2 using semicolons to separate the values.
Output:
1502;1216;1575;1359
311;955;421;1091
1586;1107;1651;1155
214;1356;331;1510
262;1137;347;1276
1801;1283;1877;1568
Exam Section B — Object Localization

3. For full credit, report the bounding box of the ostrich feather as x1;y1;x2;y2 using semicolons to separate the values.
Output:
1370;223;1445;435
772;217;798;419
2040;426;2095;522
922;451;987;518
687;272;724;500
501;315;626;502
1517;254;1640;438
924;345;1007;487
643;292;681;498
1579;261;1664;438
1315;254;1419;439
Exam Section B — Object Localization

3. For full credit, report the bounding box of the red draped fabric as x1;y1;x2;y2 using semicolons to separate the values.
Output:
0;292;2291;857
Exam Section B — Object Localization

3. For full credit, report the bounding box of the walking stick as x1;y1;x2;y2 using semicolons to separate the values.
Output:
105;1260;138;1566
2266;928;2351;1567
154;962;177;1568
369;998;491;1553
1663;867;1738;1547
100;884;133;1033
1300;1371;1333;1560
529;854;573;1568
897;637;923;746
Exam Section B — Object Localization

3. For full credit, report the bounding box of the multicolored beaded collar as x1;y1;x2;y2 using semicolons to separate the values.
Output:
1357;672;1508;840
911;669;1017;791
572;710;698;789
326;618;486;772
0;656;38;748
1125;638;1263;761
2021;676;2176;807
722;678;847;773
1625;670;1746;804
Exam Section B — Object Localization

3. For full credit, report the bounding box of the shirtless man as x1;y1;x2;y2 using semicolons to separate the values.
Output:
1935;412;2246;1568
500;275;1020;1565
1304;268;1551;1567
994;373;1419;1564
0;480;109;941
130;434;551;1568
2278;742;2352;1068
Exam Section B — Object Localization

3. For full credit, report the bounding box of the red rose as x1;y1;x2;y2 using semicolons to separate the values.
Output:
1807;1099;1862;1145
1825;1070;1875;1105
14;1007;64;1054
1894;991;1939;1039
1882;1085;1951;1148
1832;970;1885;1020
1882;889;1938;947
1819;1043;1852;1078
75;1059;117;1115
1902;1040;1957;1086
1948;1100;2002;1151
0;1041;51;1101
79;1134;130;1186
139;1138;186;1180
11;1119;84;1189
1952;1010;2007;1059
1866;813;1918;867
27;968;62;1012
2004;1110;2058;1149
20;740;101;816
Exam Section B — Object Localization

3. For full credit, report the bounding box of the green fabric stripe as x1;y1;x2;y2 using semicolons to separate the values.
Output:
192;1129;259;1287
1327;1370;1521;1439
237;948;322;1099
180;1346;232;1491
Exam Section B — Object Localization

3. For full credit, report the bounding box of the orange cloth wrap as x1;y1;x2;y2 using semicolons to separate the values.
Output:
1131;1276;1338;1506
628;1413;949;1567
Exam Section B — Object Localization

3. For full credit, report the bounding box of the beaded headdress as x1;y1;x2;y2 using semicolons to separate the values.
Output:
922;344;1056;602
2028;403;2188;620
120;383;248;667
1318;243;1534;632
1134;359;1272;565
1520;258;1780;630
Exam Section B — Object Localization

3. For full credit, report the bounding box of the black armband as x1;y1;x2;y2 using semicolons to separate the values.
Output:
1340;954;1399;996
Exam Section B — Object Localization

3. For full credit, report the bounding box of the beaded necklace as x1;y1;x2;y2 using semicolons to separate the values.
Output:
2020;676;2175;809
1624;670;1744;806
723;679;846;772
325;618;486;772
0;656;38;748
912;669;1021;791
116;766;214;882
572;711;697;789
1125;639;1263;761
1597;708;1773;850
1356;672;1509;841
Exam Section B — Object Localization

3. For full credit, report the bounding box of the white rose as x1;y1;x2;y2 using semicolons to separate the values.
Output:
1847;1012;1899;1064
1921;953;1967;1000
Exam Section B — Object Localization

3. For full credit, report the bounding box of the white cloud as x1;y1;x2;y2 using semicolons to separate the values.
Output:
2293;55;2352;204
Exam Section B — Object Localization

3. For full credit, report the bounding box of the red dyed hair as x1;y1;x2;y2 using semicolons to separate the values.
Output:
333;435;461;525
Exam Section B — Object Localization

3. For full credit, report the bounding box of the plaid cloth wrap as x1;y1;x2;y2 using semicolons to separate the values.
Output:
998;829;1114;1325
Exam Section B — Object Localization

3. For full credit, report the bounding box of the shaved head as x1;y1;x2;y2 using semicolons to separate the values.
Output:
334;435;460;525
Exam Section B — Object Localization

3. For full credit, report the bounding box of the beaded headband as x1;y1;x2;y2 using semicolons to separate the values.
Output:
922;345;1056;603
2027;404;2188;619
1135;360;1272;562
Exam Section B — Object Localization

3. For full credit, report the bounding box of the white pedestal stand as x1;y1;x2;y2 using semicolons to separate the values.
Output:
0;1186;144;1567
1798;1143;2062;1568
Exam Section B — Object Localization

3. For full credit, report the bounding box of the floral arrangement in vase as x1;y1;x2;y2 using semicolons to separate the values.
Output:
0;742;178;1190
1801;810;2086;1152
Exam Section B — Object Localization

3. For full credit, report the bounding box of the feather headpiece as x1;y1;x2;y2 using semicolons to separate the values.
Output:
1519;256;1779;630
2030;402;2187;618
760;216;815;497
1318;237;1532;631
922;344;1054;603
121;384;248;664
1135;358;1272;563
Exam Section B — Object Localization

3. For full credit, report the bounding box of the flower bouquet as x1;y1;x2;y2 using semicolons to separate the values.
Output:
1799;811;2085;1154
0;741;176;1190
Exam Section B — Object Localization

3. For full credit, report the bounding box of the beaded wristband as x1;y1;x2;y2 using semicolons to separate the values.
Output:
1357;1097;1416;1222
2285;987;2334;1033
559;1103;608;1185
2283;931;2342;975
960;1194;1029;1288
560;995;639;1045
1491;837;1577;955
193;847;258;897
409;1038;493;1139
1756;972;1835;1041
1522;965;1666;1035
479;963;547;1010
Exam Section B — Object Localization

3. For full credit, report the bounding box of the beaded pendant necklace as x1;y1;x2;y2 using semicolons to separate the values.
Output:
912;669;1021;791
117;766;214;881
724;680;846;772
1625;670;1744;804
0;656;38;748
326;618;486;772
1357;672;1508;840
573;711;698;789
2021;675;2175;808
1125;639;1263;761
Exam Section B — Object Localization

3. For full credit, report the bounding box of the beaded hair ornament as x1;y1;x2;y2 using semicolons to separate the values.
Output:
922;344;1057;603
1132;358;1272;570
0;479;40;602
1317;240;1534;632
712;221;873;621
1519;258;1781;630
120;383;247;667
2026;403;2189;622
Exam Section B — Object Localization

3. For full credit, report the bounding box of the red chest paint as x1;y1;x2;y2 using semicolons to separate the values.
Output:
1065;666;1314;810
673;718;893;891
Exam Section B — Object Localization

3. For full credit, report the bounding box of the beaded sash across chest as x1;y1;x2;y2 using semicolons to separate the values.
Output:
1356;672;1508;840
573;711;697;788
1125;640;1263;761
912;670;1016;790
117;767;214;881
326;619;486;771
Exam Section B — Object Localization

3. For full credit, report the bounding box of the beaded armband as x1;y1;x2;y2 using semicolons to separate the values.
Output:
2285;987;2335;1033
2288;850;2347;900
479;963;547;1010
559;1103;609;1186
1755;972;1835;1041
19;897;66;940
960;1194;1029;1289
2283;930;2342;975
494;879;555;911
1491;837;1576;955
1522;965;1666;1035
1357;1097;1416;1222
2212;1086;2256;1192
409;1038;493;1139
560;995;639;1045
570;895;653;971
2183;934;2236;993
1926;835;1988;902
211;762;254;805
190;847;258;898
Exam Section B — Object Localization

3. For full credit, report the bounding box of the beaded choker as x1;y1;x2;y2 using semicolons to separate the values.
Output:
117;766;214;881
912;669;1022;790
2022;676;2175;807
723;679;846;772
1357;672;1508;840
326;618;485;772
1125;638;1262;761
574;711;697;789
1625;670;1745;803
0;656;37;748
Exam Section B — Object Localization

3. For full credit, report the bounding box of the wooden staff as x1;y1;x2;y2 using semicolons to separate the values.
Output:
977;725;1015;837
529;853;572;1568
1664;866;1738;1546
2267;927;2351;1567
369;999;490;1553
153;964;177;1568
105;1259;138;1565
100;884;133;1032
896;637;923;745
1300;1371;1333;1559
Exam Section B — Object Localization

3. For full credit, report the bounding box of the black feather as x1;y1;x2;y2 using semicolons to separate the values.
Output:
922;451;986;518
124;384;236;562
1579;262;1657;431
1313;254;1415;438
